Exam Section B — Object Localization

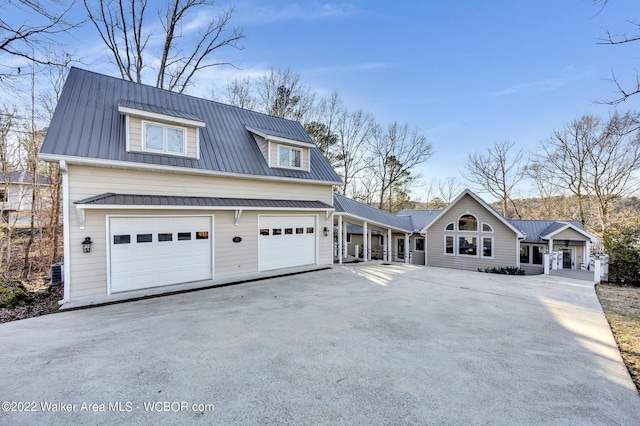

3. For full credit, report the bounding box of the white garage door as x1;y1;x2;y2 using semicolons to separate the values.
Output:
259;216;317;271
109;216;213;293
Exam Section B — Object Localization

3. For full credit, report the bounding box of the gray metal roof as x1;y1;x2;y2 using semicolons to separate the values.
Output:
0;171;52;185
397;209;441;232
75;193;333;210
40;68;341;184
333;193;413;232
117;100;204;122
246;125;315;146
508;219;586;243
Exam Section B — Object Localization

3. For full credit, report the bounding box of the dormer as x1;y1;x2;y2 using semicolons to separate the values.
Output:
246;126;313;172
118;100;205;159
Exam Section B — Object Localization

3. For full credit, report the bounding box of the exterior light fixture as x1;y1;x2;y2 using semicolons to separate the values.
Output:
323;227;330;237
82;237;93;253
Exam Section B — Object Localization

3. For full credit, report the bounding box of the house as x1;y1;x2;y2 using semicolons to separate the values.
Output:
335;189;597;274
0;171;53;227
39;68;342;307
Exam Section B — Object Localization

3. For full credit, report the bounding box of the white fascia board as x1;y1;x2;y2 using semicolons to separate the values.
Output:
542;223;597;242
334;212;413;234
37;153;340;186
118;105;206;128
245;126;314;148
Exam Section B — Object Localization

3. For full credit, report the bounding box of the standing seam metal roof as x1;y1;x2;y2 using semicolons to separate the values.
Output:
507;219;586;243
40;68;342;184
333;193;414;232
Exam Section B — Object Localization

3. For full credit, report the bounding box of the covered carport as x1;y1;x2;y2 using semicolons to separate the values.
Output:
333;193;414;264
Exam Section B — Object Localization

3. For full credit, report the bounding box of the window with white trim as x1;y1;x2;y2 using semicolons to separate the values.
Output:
458;236;477;256
143;122;186;155
458;214;478;231
444;235;454;255
482;223;493;232
278;145;302;169
482;237;493;258
442;213;493;258
415;237;424;251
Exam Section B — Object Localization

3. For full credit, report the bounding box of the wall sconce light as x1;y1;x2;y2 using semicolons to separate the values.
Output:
323;227;330;237
82;237;93;253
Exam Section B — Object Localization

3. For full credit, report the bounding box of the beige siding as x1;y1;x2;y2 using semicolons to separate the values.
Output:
409;235;425;265
426;194;518;271
553;228;588;241
65;164;334;302
127;116;198;158
252;135;269;162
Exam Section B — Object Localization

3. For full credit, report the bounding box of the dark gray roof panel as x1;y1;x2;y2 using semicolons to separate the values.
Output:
508;219;585;243
117;100;203;122
41;68;342;183
397;209;442;232
334;193;413;232
0;171;52;185
74;193;333;210
246;125;315;145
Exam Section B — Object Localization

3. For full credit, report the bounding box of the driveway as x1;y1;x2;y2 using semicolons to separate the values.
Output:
1;263;638;425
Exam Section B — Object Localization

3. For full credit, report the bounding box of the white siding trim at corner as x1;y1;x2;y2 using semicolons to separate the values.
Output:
38;153;340;187
125;115;131;152
61;160;71;304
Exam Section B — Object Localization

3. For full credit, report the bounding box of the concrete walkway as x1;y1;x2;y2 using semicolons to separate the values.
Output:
0;263;638;425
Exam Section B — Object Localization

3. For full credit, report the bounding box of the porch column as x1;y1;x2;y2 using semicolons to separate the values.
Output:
584;241;591;270
337;216;343;265
387;229;392;262
363;221;368;263
405;233;410;264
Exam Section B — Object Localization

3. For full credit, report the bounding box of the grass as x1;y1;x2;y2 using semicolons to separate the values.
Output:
595;283;640;393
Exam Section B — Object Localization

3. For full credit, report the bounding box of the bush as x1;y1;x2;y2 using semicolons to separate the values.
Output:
483;266;526;275
604;225;640;286
0;280;30;308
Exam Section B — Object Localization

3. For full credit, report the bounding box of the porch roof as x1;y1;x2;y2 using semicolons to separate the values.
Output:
333;193;413;233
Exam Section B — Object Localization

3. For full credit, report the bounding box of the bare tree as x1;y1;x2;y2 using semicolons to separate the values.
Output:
594;0;640;105
465;141;525;218
256;67;315;122
219;76;256;110
586;111;640;232
332;108;374;196
369;122;433;212
0;0;78;85
84;0;244;93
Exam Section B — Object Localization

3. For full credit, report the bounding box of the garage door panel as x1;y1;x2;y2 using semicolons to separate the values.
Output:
110;216;213;293
259;216;317;272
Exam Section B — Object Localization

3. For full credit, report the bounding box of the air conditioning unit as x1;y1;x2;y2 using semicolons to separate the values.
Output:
50;262;64;285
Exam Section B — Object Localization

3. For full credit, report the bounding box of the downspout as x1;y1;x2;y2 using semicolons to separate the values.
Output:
59;160;70;305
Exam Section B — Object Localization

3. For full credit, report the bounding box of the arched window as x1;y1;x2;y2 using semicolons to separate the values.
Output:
458;214;477;231
445;222;454;231
482;223;493;232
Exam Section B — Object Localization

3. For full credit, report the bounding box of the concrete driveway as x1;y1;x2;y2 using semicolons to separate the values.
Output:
1;263;638;425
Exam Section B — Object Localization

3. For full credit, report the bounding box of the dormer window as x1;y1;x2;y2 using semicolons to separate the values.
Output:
278;145;302;169
143;122;186;155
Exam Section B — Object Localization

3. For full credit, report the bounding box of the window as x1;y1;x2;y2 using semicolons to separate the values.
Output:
346;233;351;243
114;234;131;244
0;190;6;202
296;228;304;234
415;237;424;251
459;236;477;256
273;228;282;235
533;246;544;265
143;122;186;155
158;233;173;242
196;231;209;240
306;227;314;234
445;236;454;255
278;145;302;169
137;234;152;243
260;228;270;236
445;222;454;231
458;214;478;231
482;223;493;232
178;232;191;241
520;245;530;264
482;237;493;258
285;228;293;235
379;235;384;246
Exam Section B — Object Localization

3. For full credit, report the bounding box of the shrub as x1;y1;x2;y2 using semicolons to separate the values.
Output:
483;266;526;275
0;280;30;308
604;225;640;286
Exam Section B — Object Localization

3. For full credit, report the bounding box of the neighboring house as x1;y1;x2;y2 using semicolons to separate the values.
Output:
0;171;53;227
336;189;597;274
39;68;342;307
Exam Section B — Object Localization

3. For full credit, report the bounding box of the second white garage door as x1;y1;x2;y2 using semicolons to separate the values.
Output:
259;215;317;271
109;216;213;293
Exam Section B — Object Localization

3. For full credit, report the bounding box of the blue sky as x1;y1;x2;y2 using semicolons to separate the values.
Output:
4;0;640;200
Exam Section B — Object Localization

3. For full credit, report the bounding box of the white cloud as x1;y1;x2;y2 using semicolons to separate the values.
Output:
238;1;358;24
489;78;565;96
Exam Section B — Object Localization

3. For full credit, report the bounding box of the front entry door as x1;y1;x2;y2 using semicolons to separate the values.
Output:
560;248;572;269
395;237;405;261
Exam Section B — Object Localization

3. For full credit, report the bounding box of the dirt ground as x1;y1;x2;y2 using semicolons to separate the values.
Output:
595;283;640;393
0;278;63;323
